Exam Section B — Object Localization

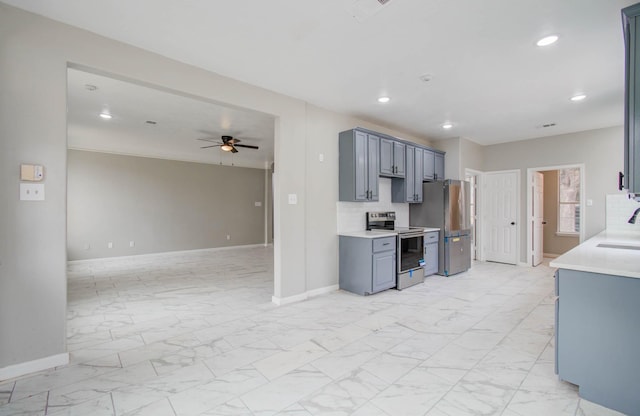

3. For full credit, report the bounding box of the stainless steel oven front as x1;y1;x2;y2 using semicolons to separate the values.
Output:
397;231;425;290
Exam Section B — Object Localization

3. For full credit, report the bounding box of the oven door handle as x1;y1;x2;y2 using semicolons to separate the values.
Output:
399;232;426;239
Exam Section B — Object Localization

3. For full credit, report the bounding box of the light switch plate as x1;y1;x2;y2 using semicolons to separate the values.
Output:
288;194;297;205
20;183;45;201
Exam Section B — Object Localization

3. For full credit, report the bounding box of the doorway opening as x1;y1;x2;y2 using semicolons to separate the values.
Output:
465;169;482;261
527;165;585;266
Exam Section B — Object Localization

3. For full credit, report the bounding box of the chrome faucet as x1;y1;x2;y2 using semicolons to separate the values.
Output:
629;206;640;224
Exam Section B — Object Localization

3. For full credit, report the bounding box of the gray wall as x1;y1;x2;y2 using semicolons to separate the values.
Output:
433;137;485;180
67;150;267;260
481;126;623;263
542;170;580;256
0;4;431;372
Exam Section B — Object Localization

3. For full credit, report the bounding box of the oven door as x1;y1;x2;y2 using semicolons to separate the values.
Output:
398;232;425;274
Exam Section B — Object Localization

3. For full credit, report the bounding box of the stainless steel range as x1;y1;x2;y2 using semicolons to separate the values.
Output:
366;212;425;290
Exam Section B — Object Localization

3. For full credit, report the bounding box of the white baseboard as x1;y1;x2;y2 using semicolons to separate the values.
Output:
68;244;268;264
272;284;339;306
0;352;69;381
517;262;530;267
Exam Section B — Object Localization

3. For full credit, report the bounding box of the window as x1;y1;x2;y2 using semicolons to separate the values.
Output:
558;167;580;234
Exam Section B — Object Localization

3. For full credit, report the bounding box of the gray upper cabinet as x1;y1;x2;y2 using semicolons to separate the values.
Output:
622;3;640;195
423;149;444;182
434;152;445;181
423;149;435;181
340;127;445;201
339;129;379;202
391;145;423;203
380;138;406;177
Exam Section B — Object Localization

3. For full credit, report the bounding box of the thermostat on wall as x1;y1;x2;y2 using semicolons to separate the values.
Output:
20;164;44;181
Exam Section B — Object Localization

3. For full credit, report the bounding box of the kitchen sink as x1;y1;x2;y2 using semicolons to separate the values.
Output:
596;243;640;250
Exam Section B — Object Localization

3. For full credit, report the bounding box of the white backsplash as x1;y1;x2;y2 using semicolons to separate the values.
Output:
606;193;640;231
337;178;410;232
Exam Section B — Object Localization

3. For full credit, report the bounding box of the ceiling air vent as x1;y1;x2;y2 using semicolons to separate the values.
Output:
348;0;394;22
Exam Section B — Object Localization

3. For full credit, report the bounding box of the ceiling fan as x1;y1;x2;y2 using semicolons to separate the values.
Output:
198;135;259;153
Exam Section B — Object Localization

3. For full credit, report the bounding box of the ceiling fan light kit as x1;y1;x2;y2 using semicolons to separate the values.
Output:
198;135;259;154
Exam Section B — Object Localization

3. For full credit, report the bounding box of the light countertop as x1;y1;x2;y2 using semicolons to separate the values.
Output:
338;227;440;239
338;231;398;239
550;230;640;279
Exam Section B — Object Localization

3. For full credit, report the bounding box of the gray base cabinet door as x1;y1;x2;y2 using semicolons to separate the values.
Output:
423;231;439;276
372;251;396;292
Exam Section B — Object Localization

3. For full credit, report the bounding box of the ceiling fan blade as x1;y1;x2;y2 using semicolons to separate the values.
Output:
197;137;218;142
200;145;220;149
234;144;259;150
231;146;239;154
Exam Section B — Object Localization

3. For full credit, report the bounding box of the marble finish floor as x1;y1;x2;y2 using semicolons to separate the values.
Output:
0;246;624;416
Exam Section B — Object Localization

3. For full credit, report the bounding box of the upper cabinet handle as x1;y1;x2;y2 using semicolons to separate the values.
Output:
619;171;625;191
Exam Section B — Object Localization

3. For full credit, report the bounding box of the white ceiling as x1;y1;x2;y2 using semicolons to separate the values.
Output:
6;0;638;150
67;69;275;169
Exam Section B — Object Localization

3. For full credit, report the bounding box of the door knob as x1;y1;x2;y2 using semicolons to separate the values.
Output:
510;222;516;225
542;221;547;225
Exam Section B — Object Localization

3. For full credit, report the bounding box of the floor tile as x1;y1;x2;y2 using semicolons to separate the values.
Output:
0;250;619;416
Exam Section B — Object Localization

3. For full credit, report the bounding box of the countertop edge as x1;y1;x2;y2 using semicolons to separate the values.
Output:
549;230;640;279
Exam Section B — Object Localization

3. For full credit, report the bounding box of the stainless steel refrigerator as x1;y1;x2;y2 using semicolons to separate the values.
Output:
410;180;471;276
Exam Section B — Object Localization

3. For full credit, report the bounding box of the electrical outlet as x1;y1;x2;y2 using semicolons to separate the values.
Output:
107;242;113;249
226;235;230;240
129;241;135;247
20;183;45;201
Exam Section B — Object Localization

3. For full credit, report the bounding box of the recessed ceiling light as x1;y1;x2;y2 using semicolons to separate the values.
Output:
570;94;587;101
536;35;558;47
378;96;390;103
442;122;453;130
99;112;112;120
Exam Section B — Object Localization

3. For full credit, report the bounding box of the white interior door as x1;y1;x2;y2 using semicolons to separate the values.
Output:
532;172;544;266
483;171;518;265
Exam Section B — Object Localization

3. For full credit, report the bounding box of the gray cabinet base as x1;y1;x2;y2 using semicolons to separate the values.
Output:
556;269;640;416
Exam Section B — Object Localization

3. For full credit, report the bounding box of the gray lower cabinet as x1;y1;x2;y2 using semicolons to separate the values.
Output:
423;231;439;276
555;268;640;416
339;129;379;201
339;235;396;295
